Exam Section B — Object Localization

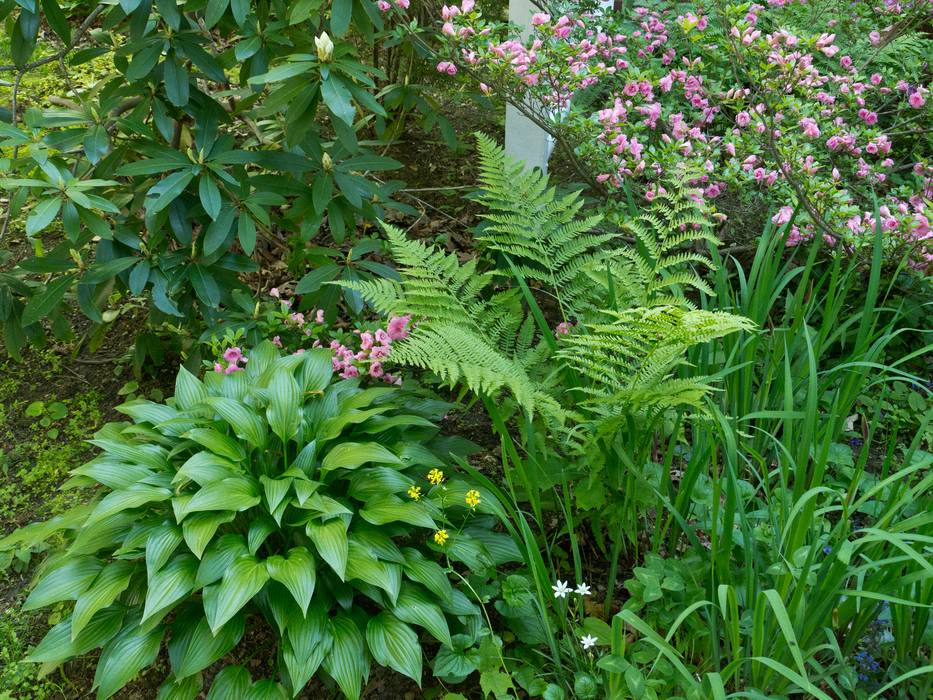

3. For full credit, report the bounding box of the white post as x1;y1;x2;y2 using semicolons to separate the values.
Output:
504;0;551;172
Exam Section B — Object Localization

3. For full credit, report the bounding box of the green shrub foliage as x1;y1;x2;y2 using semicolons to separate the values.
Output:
0;0;431;365
0;343;515;698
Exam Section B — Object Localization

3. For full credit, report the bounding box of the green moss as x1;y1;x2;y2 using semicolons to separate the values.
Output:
0;607;68;700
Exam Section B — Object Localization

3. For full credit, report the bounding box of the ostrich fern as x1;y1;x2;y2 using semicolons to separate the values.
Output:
474;133;616;317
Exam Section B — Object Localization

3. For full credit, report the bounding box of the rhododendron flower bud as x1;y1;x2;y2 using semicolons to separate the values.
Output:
395;0;409;7
442;21;455;35
736;111;751;127
315;32;334;62
436;61;457;75
377;0;390;10
269;287;279;298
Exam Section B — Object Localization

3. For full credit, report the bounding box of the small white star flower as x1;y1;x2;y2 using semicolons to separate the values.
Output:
575;582;591;596
552;580;571;598
580;634;598;650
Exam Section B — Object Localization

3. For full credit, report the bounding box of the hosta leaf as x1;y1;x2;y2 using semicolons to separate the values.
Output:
307;518;348;579
320;441;401;474
182;510;236;559
146;522;183;574
174;367;208;410
142;553;198;624
366;612;422;685
71;561;135;640
392;583;451;647
259;475;292;516
168;610;245;679
247;515;277;555
184;477;260;515
203;397;267;448
205;666;251;700
266;367;301;443
360;494;436;529
93;619;165;699
28;607;125;664
196;534;248;587
175;451;240;486
322;614;365;700
84;484;172;527
24;556;102;610
402;548;454;605
183;428;246;462
282;600;331;691
265;547;316;614
155;674;201;700
203;556;269;633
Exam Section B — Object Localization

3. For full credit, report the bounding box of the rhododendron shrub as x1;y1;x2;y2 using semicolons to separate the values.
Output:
421;0;932;270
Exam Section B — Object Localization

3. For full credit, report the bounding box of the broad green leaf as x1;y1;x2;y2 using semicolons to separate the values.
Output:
41;0;71;42
392;583;452;646
403;548;454;605
205;666;252;700
174;367;208;410
182;510;236;558
164;57;190;107
155;674;201;700
146;522;183;574
142;553;198;623
322;614;365;700
28;607;125;665
203;556;269;632
195;534;249;587
168;611;244;679
237;213;257;255
203;397;267;447
84;125;110;165
203;206;236;256
183;428;246;462
330;0;352;36
190;265;221;309
265;547;316;614
198;175;222;220
321;75;355;125
146;169;195;213
85;483;172;527
26;197;61;237
321;441;401;474
21;274;74;326
266;367;301;443
93;619;164;699
360;495;436;529
366;612;422;685
24;556;102;610
260;475;292;516
283;602;331;691
70;561;135;640
307;519;348;579
184;477;260;515
175;451;240;486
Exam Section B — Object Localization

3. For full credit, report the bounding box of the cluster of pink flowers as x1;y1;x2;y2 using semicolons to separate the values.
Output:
214;346;246;374
433;0;933;272
326;315;411;384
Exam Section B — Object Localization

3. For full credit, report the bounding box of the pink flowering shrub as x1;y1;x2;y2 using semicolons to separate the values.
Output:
203;288;412;385
423;0;932;271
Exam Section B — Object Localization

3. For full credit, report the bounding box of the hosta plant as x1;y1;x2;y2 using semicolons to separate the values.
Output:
0;342;517;698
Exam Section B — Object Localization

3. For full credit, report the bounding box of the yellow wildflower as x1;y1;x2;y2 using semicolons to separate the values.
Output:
427;468;444;485
407;485;422;501
433;529;449;546
465;489;481;509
